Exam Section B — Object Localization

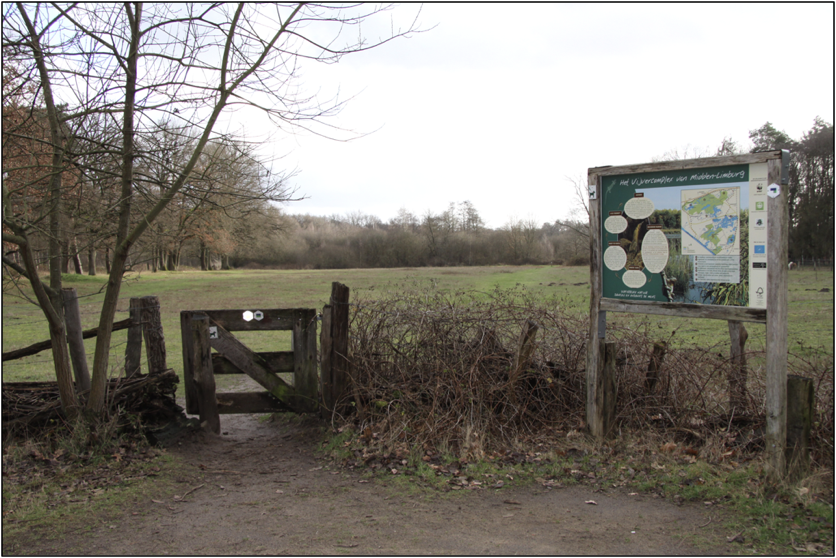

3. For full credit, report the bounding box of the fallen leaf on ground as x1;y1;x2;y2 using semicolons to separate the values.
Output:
585;500;597;505
503;499;522;505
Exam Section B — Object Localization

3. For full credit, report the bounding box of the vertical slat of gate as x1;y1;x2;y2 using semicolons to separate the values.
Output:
180;311;199;415
191;314;220;433
293;311;318;413
331;282;350;415
320;305;333;416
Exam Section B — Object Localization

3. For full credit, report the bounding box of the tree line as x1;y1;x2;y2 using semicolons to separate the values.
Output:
230;204;590;270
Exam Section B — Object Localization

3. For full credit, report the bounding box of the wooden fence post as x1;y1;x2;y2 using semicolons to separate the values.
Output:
330;282;351;414
141;295;166;374
786;374;814;479
180;311;199;415
293;313;319;413
125;297;143;378
319;305;334;417
191;314;220;433
62;288;91;392
728;320;749;411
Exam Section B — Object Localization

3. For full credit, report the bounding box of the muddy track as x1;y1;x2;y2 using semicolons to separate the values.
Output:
11;409;737;555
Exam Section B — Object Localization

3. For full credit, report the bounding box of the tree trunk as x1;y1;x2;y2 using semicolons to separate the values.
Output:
105;245;111;274
18;238;78;414
221;253;230;270
166;250;176;271
199;241;207;270
63;287;92;392
87;247;97;275
71;235;83;274
87;3;142;413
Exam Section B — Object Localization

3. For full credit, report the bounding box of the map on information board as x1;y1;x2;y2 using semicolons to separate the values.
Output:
680;187;740;256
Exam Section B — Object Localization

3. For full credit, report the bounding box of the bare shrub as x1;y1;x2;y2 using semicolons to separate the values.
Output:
344;281;834;467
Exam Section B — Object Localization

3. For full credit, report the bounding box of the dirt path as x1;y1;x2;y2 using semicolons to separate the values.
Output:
16;410;739;555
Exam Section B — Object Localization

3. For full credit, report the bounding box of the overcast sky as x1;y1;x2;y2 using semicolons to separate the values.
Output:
245;3;834;229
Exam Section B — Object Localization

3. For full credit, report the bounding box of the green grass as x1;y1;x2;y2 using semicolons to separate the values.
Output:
2;265;833;384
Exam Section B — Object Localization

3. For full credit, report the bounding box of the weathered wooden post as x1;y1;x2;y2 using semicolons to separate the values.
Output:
125;297;143;378
179;311;199;414
590;340;617;439
62;288;91;391
191;314;220;433
330;282;351;415
319;305;334;417
293;312;319;413
765;155;790;479
728;320;748;411
785;374;814;479
141;295;166;374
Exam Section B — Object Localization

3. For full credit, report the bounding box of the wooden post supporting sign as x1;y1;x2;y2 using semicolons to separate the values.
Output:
765;156;790;479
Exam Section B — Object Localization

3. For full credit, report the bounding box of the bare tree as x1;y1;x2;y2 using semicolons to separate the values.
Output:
3;3;421;414
553;175;591;242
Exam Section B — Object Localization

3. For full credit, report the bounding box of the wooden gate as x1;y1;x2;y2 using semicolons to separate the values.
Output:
180;308;318;433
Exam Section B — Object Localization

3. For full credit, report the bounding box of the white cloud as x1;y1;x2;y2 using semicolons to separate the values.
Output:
249;3;833;228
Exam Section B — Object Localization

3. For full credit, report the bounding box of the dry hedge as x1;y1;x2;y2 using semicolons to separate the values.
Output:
343;282;834;466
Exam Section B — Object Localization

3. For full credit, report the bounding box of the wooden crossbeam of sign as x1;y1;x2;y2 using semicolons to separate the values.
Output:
205;318;295;405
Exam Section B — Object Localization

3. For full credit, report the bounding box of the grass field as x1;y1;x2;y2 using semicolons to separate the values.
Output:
2;265;833;383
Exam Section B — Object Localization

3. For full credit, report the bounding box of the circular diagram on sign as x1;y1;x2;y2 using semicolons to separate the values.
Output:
624;196;655;220
604;246;627;271
640;229;669;273
604;215;628;234
622;270;647;289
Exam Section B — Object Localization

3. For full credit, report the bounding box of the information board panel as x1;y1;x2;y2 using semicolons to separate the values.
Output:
600;162;769;309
